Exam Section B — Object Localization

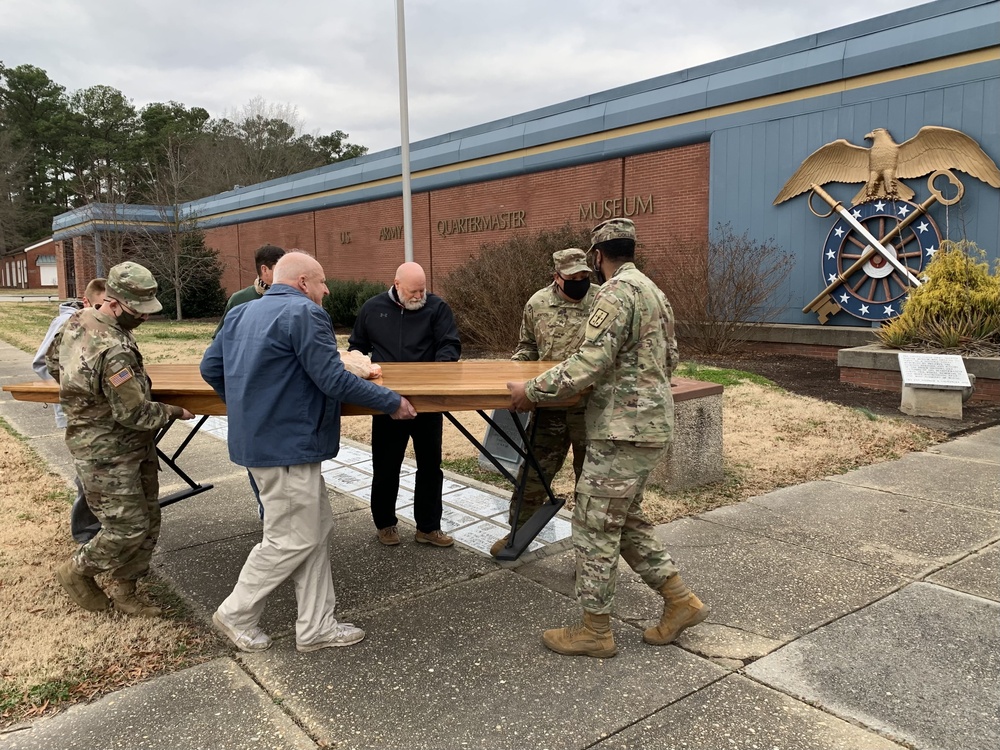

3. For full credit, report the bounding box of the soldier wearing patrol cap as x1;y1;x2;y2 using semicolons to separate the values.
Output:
507;218;709;657
491;248;598;557
45;261;194;616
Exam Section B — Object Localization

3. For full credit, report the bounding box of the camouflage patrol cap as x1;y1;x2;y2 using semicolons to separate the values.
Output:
106;261;162;314
590;218;636;250
552;248;590;275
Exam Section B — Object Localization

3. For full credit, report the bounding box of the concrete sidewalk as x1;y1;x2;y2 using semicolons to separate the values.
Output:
1;340;997;750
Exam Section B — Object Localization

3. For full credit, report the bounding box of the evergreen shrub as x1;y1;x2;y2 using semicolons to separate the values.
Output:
324;279;386;328
875;240;1000;355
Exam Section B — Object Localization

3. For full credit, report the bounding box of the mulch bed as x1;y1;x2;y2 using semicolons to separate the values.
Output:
691;351;1000;437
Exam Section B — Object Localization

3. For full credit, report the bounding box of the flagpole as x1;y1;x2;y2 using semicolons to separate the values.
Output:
395;0;414;263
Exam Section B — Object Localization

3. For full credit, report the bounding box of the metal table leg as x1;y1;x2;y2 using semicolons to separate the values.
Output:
442;409;564;560
156;415;215;508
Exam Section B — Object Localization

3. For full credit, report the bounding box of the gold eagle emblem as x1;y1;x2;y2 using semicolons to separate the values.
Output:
773;126;1000;206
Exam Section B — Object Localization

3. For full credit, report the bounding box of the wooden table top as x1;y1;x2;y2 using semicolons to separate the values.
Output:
2;361;580;416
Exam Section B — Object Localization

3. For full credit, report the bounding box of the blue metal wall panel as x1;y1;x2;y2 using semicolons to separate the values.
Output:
708;70;1000;327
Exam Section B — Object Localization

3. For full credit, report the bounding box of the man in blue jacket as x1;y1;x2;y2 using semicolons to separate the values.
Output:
201;252;416;653
349;262;461;548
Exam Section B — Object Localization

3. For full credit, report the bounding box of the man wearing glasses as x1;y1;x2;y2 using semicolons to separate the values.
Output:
46;262;194;617
33;277;108;543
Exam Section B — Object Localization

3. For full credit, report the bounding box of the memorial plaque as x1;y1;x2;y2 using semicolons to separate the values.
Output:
897;353;971;390
478;409;529;475
445;487;509;517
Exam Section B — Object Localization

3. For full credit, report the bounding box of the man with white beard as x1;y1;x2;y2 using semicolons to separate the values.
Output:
349;262;462;548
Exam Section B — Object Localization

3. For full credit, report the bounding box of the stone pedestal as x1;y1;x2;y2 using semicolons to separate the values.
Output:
649;391;724;490
899;385;963;420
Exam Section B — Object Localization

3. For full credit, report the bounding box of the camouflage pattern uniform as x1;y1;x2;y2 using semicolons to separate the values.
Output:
507;249;597;526
525;229;681;615
46;264;183;581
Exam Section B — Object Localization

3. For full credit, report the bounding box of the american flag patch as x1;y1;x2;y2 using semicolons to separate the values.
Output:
108;368;134;388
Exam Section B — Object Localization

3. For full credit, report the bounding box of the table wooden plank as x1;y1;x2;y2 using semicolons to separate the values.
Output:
3;361;580;416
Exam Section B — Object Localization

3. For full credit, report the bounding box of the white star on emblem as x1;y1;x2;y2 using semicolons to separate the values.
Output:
834;227;845;238
874;201;886;212
826;249;836;259
897;204;910;217
839;292;850;304
917;221;929;233
925;245;937;257
852;209;862;219
827;274;838;284
860;304;870;315
883;304;895;315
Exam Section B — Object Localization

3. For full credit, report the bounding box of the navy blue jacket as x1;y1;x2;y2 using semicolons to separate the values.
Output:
348;288;461;363
200;284;401;467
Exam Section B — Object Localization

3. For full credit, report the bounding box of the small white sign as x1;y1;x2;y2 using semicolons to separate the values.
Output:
897;353;971;390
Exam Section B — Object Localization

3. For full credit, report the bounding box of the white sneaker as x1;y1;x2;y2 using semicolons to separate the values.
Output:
212;611;272;653
296;623;366;652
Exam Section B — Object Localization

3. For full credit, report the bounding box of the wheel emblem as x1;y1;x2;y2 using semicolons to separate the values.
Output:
821;200;940;322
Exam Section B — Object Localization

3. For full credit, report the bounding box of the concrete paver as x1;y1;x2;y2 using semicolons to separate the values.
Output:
927;542;1000;602
0;659;317;750
237;572;725;750
828;452;1000;513
157;506;497;639
746;583;1000;750
700;479;1000;577
591;674;908;750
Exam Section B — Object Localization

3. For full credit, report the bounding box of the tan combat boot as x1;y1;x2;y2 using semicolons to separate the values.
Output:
643;574;710;645
110;579;162;617
542;612;617;658
55;561;110;612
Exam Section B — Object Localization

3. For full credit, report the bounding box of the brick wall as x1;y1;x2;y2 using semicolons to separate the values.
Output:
740;341;844;361
204;225;241;292
315;194;433;287
202;142;711;297
71;236;98;298
841;367;1000;403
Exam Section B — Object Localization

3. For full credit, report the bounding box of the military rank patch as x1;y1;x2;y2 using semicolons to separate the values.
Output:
588;308;609;328
108;367;134;388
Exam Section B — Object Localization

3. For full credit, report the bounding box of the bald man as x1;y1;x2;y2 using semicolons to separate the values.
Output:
202;251;417;652
349;262;461;548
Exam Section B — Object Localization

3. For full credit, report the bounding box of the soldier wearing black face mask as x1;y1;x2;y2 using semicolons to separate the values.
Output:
491;248;598;557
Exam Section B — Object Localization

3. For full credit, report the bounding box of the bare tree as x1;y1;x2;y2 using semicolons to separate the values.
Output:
658;224;793;354
134;137;217;320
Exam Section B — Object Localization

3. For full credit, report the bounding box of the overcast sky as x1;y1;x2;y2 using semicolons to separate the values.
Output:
2;0;931;154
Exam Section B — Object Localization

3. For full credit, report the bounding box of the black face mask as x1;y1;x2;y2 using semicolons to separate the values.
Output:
114;307;145;331
559;276;591;301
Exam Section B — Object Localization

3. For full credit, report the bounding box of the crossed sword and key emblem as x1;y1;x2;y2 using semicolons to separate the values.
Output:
773;125;1000;324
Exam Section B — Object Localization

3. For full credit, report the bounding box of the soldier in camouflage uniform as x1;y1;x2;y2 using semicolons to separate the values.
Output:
46;262;194;616
491;248;598;557
508;218;709;658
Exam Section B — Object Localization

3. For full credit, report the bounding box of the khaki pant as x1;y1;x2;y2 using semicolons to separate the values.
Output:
217;463;342;644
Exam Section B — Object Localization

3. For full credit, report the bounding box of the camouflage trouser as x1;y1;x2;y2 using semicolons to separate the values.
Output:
507;404;587;527
573;439;679;615
71;442;160;580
